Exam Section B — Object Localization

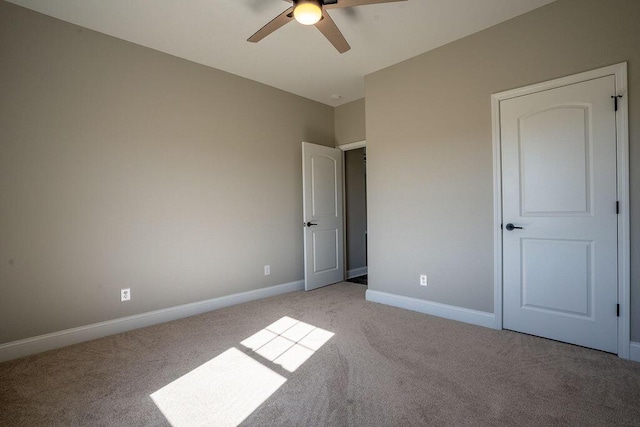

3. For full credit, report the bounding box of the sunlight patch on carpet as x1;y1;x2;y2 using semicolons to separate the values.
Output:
151;316;333;426
151;347;285;426
241;316;334;372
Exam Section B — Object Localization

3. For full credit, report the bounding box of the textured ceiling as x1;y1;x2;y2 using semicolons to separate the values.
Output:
7;0;556;106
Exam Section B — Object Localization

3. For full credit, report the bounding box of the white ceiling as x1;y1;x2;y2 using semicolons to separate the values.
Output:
8;0;555;106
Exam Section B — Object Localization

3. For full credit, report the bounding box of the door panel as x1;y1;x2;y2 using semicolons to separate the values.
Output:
302;142;344;291
501;75;618;353
311;156;338;218
521;238;591;316
312;230;339;273
520;106;590;215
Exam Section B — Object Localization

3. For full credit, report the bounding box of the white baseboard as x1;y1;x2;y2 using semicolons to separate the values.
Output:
366;290;639;360
630;342;640;363
0;280;304;363
346;267;368;279
365;289;496;329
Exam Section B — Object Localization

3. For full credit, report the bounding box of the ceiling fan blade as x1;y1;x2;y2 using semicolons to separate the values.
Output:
315;10;351;53
247;6;295;43
325;0;407;9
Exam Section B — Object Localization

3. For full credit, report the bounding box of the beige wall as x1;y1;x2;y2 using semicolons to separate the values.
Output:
345;148;367;271
334;99;365;145
0;2;334;344
365;0;640;340
3;0;639;347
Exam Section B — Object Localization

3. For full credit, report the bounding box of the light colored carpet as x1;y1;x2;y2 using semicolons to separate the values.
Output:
1;282;639;426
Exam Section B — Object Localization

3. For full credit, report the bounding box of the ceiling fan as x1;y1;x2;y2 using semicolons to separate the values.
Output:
248;0;408;54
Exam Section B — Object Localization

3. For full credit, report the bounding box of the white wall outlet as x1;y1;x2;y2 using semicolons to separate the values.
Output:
121;288;131;302
420;275;428;287
264;265;271;276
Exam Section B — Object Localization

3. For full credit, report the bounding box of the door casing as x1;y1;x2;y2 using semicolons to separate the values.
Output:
491;62;630;358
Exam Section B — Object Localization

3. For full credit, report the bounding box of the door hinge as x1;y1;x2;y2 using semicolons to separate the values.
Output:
617;304;620;317
616;201;620;214
612;95;623;111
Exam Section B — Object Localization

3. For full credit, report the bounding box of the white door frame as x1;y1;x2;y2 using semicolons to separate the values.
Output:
338;140;366;151
338;140;367;279
491;63;630;358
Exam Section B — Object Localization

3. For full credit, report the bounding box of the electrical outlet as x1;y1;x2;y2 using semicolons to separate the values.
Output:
121;288;131;302
264;265;271;276
420;275;427;287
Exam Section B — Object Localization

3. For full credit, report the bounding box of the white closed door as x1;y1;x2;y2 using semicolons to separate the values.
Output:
302;142;344;291
501;75;618;353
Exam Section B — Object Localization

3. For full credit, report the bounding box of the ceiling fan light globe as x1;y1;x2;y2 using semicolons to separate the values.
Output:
294;0;322;25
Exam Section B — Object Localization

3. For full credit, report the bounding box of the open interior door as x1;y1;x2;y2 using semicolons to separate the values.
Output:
302;142;344;291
